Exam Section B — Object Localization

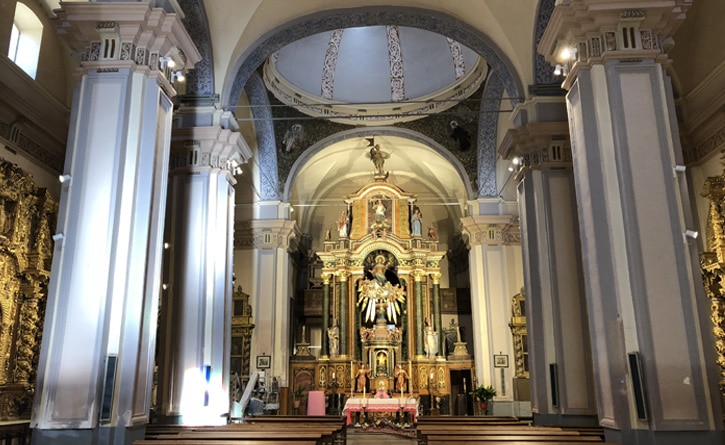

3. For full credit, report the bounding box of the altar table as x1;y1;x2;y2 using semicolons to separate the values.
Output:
342;397;418;425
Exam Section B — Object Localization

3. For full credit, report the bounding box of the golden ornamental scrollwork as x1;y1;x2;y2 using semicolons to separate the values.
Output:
700;156;725;398
0;160;57;420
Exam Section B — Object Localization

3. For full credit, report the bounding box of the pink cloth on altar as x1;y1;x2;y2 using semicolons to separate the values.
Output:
374;389;389;399
306;390;325;416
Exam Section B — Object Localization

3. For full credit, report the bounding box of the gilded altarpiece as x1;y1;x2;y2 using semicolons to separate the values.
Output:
291;172;471;416
0;161;57;420
699;167;725;398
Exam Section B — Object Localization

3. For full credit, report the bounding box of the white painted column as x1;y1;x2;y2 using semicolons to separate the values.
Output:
31;3;199;445
540;3;723;443
236;208;298;388
156;113;250;426
461;213;523;410
500;116;597;426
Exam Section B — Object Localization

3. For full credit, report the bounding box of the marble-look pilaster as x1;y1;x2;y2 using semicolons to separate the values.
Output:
338;270;350;358
320;273;332;359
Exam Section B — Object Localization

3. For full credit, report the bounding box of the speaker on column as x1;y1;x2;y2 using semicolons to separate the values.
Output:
628;352;648;420
549;363;559;407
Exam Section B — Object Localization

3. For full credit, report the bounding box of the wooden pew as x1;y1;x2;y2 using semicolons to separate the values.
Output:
139;417;346;445
424;442;618;445
133;438;318;445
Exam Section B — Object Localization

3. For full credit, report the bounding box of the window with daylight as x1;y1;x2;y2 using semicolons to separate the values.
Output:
8;3;43;79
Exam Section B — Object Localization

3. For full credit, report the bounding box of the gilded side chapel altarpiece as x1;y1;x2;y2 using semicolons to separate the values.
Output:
699;158;725;400
0;160;57;420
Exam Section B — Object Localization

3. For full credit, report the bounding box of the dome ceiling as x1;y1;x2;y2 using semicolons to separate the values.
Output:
263;26;487;125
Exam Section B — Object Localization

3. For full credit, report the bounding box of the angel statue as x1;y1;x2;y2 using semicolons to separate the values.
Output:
356;255;406;324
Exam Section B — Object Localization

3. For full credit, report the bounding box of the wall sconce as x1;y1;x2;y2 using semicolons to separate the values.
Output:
59;174;72;186
160;56;176;70
170;71;185;83
683;230;699;243
52;232;65;247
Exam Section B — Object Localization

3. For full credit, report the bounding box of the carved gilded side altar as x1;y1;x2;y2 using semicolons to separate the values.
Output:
699;168;725;398
0;161;57;420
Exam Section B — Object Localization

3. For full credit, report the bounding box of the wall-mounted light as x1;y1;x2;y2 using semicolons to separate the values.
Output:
162;283;168;290
59;174;72;186
52;232;65;247
163;242;171;249
508;166;514;172
170;71;185;83
683;230;699;243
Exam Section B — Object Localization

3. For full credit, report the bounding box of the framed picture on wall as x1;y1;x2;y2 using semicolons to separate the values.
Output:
494;354;509;368
256;355;271;369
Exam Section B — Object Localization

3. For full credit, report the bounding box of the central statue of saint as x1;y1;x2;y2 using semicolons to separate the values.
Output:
356;254;406;324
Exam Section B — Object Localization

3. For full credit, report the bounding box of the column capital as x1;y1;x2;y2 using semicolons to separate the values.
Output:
429;272;442;285
54;1;201;96
321;273;333;285
412;269;427;282
336;270;350;281
498;120;572;173
538;0;692;88
234;219;299;251
170;125;252;175
460;215;521;247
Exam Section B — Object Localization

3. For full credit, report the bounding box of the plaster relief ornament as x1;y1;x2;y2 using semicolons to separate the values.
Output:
356;255;406;324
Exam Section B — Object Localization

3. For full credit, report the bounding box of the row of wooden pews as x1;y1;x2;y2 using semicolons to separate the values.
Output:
416;416;616;445
136;415;346;445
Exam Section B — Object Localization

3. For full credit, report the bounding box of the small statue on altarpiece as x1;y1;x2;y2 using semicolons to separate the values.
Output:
394;364;409;393
355;363;372;393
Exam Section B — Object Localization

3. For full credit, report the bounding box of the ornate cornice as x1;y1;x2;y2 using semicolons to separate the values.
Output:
538;0;692;89
234;219;299;251
460;215;520;247
170;124;251;175
53;1;201;96
498;121;572;173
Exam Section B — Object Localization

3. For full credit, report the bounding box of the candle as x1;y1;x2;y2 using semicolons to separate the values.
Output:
350;361;354;389
332;371;336;380
409;361;413;395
